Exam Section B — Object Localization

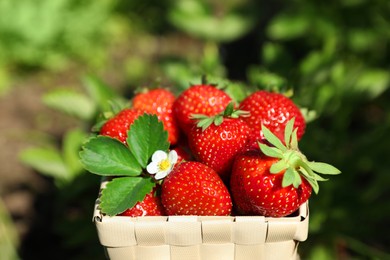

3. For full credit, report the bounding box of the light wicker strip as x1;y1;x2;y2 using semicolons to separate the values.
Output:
93;199;309;260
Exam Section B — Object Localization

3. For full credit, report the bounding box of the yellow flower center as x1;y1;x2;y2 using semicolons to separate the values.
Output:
158;159;171;171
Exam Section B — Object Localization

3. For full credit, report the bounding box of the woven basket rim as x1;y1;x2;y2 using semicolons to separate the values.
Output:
92;181;310;260
93;180;309;224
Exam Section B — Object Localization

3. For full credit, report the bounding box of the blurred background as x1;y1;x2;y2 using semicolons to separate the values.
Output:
0;0;389;259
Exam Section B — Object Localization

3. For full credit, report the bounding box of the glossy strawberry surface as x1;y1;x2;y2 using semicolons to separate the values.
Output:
161;161;232;216
188;118;250;181
100;109;144;144
239;91;305;148
132;88;180;145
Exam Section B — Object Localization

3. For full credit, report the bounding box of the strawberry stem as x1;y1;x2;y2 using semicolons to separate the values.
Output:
191;102;249;131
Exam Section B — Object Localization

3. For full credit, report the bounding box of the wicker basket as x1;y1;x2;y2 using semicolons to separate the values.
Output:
93;185;309;260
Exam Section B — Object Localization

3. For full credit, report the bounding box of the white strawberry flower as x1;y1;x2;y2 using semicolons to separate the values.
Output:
146;150;178;180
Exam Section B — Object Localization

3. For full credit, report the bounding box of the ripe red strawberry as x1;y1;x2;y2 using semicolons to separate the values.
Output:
132;88;180;145
230;150;312;217
118;187;165;217
230;119;340;217
161;161;232;216
188;103;250;181
239;90;305;149
100;108;143;144
173;83;232;134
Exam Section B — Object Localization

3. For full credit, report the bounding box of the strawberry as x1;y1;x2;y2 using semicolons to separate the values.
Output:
230;119;340;217
230;150;312;217
132;88;180;145
188;103;250;181
161;161;232;216
173;83;232;134
100;108;144;144
118;187;165;217
239;90;306;149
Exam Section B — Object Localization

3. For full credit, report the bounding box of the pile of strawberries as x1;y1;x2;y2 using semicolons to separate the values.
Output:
82;81;340;218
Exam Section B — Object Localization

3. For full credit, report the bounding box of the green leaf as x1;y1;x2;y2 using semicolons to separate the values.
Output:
313;174;329;182
355;69;390;98
307;161;341;175
91;115;109;133
62;128;87;178
42;89;96;120
82;75;120;112
305;176;319;194
223;81;249;103
80;136;142;176
223;102;235;117
259;143;283;159
300;107;317;124
160;60;200;91
299;161;316;179
267;12;309;40
284;118;295;147
292;170;302;188
127;114;169;168
261;124;287;151
290;128;299;150
247;68;288;92
0;198;20;260
282;168;295;187
100;177;156;216
19;147;69;181
214;115;223;126
197;117;214;131
168;0;256;42
108;99;129;115
270;159;288;174
297;162;325;191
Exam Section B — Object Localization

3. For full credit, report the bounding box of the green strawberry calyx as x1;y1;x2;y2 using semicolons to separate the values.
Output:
190;102;250;131
258;118;341;194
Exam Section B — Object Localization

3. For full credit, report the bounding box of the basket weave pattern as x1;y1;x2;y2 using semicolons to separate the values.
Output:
93;200;308;260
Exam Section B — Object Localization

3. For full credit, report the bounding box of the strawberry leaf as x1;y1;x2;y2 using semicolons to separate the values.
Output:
223;102;235;116
127;114;169;168
259;117;340;194
307;161;341;175
259;143;283;158
191;102;249;131
80;136;142;176
292;169;302;187
305;176;319;194
284;117;295;147
261;124;287;151
313;174;329;181
290;128;299;150
270;159;288;174
214;115;224;126
191;114;214;131
282;168;295;187
100;177;155;216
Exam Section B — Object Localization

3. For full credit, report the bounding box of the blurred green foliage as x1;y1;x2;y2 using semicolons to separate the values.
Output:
168;0;258;42
0;0;387;259
0;0;114;70
0;198;19;260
